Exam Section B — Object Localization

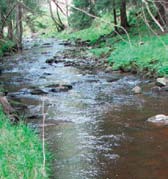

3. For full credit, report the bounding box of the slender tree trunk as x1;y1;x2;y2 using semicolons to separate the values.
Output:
56;6;65;31
47;0;60;31
7;20;14;40
16;3;23;49
155;0;168;30
25;16;36;33
120;0;129;29
0;11;4;38
0;29;4;39
48;0;65;32
113;0;118;32
65;0;69;25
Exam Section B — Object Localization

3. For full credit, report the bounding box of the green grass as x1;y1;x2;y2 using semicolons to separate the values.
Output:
0;109;49;179
57;14;114;44
89;47;112;58
54;12;168;77
108;31;168;77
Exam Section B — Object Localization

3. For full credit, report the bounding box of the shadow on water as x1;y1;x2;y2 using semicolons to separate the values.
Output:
1;38;168;179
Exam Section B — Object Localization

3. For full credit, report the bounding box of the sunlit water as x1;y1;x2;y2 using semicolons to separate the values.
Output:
1;39;168;179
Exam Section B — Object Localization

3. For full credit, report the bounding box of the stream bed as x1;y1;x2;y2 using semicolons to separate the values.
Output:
1;39;168;179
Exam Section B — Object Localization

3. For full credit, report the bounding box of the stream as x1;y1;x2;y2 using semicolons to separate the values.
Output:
1;38;168;179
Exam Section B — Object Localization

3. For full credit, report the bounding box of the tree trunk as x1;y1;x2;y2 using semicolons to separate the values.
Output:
0;29;4;39
56;5;65;31
7;20;14;40
120;0;129;29
155;0;168;30
16;3;23;49
65;0;69;25
0;11;4;39
113;0;118;32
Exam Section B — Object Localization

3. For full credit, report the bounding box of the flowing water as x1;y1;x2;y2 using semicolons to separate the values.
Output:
1;39;168;179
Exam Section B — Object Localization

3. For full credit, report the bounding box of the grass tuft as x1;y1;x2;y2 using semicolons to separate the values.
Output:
0;109;49;179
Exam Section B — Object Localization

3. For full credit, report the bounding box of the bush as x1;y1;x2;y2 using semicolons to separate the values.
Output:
0;40;15;56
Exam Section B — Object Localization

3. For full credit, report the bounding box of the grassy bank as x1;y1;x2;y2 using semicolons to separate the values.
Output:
0;109;48;179
108;30;168;77
57;20;168;77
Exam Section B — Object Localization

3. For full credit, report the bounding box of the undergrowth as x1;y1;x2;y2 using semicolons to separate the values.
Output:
0;40;15;57
57;14;114;45
108;30;168;77
57;17;168;77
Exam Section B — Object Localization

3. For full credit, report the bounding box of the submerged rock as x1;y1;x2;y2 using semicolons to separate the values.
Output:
147;114;168;124
43;72;52;76
132;86;142;94
46;58;55;64
31;88;48;95
106;76;120;83
151;86;168;94
42;42;52;46
105;67;112;73
151;86;161;94
50;84;73;93
162;86;168;92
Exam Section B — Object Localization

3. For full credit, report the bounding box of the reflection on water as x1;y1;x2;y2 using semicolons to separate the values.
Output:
1;39;168;179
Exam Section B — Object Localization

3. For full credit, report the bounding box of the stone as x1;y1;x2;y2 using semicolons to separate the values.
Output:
106;76;120;82
46;84;60;88
50;84;73;93
156;77;168;87
31;88;48;95
41;67;47;69
147;114;168;123
162;86;168;92
43;42;51;46
105;67;112;73
151;86;161;93
41;52;49;55
43;72;52;76
46;58;55;64
59;41;72;46
132;86;142;94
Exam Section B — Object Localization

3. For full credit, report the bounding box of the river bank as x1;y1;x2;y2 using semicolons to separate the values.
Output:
0;108;49;179
56;25;168;78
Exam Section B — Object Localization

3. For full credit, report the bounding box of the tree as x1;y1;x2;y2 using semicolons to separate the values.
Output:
48;0;65;32
155;0;168;31
120;0;129;29
0;0;42;49
69;0;95;29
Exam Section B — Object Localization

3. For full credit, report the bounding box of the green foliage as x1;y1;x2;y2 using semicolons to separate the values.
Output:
0;109;49;179
69;0;95;30
89;47;111;58
58;14;113;44
0;40;15;56
108;31;168;76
